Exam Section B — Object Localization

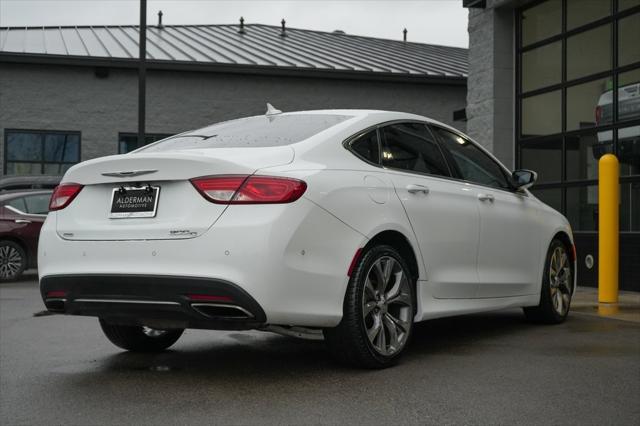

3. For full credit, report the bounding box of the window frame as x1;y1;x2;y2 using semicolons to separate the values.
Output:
516;0;640;233
343;127;383;167
342;120;522;194
429;124;519;193
3;129;81;175
378;122;453;179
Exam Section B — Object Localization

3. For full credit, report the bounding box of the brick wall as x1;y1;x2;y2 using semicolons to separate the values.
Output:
0;62;467;172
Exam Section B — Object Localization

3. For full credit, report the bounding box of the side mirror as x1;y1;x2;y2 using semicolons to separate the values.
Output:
512;169;537;190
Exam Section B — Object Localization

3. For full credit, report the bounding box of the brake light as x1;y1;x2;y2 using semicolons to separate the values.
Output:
595;105;602;125
191;175;307;204
49;183;83;211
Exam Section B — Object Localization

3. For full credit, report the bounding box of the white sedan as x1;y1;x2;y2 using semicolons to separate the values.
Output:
38;108;576;368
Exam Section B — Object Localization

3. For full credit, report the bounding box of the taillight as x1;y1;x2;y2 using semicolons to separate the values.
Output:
191;175;307;204
49;183;83;211
595;105;602;125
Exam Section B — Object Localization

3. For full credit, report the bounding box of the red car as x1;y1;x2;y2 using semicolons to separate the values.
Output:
0;190;52;281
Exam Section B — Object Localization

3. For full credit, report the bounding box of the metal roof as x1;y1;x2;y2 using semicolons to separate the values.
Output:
0;24;467;83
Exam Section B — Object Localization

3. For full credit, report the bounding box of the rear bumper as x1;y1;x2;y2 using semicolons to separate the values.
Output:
38;197;367;327
40;274;267;330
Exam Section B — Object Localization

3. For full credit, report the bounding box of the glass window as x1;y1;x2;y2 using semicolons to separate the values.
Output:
567;77;612;131
567;0;611;30
531;188;562;212
618;125;640;176
567;24;611;81
4;131;80;176
620;182;640;231
521;90;562;137
139;114;351;152
566;185;599;231
619;13;640;67
619;0;640;11
566;132;611;181
349;130;379;164
6;133;41;161
521;138;562;183
23;194;51;215
521;41;561;92
618;69;640;123
380;123;449;177
44;134;80;162
6;197;27;213
521;0;562;46
118;133;173;154
432;127;510;189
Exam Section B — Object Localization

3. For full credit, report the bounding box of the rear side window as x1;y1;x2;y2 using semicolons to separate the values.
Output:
6;197;27;213
432;127;511;190
138;114;351;152
380;123;450;177
349;130;380;164
24;194;51;214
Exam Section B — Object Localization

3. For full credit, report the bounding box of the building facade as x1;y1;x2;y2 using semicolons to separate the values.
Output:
464;0;640;290
0;24;468;176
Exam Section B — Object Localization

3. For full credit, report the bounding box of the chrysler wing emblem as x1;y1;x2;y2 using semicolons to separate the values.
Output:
101;169;158;178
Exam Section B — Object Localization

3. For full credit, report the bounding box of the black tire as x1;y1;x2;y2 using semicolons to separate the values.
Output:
324;244;416;369
523;239;573;324
99;319;184;352
0;240;27;282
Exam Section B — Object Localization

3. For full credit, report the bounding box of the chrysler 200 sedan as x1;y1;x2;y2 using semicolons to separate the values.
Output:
38;109;576;368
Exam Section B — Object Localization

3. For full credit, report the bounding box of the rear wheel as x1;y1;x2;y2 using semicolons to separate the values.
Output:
99;319;184;352
523;239;573;324
324;244;415;368
0;241;26;282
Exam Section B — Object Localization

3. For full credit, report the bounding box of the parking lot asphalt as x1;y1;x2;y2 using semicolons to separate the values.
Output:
1;275;639;426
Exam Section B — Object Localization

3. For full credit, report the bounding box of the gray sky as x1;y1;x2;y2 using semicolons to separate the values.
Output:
0;0;469;48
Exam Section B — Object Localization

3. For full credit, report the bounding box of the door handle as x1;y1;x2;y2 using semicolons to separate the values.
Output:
14;219;32;224
477;193;495;202
406;184;430;195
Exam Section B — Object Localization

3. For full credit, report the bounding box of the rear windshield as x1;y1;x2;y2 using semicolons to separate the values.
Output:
137;114;351;152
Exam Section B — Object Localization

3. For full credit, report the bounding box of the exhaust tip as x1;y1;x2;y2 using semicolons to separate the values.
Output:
44;299;66;312
191;303;253;319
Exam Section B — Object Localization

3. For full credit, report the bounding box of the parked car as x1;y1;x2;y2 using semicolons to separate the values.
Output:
0;190;52;281
0;175;61;192
595;81;640;173
38;108;575;368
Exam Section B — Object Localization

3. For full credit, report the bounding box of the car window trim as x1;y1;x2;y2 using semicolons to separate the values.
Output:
342;120;529;197
343;127;383;167
428;124;522;194
378;122;454;179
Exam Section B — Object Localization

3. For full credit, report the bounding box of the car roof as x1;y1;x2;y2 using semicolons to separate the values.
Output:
182;109;452;139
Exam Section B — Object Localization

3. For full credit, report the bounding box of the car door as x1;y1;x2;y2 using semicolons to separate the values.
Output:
431;126;542;297
2;194;49;265
380;122;481;299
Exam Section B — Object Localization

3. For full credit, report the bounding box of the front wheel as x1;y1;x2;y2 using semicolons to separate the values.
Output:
523;239;573;324
324;244;415;368
99;319;184;352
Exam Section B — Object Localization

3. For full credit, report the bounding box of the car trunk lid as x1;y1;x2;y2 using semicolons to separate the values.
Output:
55;148;293;241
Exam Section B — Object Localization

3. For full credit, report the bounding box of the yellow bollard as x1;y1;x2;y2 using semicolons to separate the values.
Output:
598;154;619;304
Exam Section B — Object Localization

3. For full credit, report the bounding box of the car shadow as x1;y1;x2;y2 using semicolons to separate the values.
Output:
85;310;532;380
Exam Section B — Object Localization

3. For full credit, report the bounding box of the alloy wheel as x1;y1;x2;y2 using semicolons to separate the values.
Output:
0;245;23;280
362;256;413;356
549;246;572;316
